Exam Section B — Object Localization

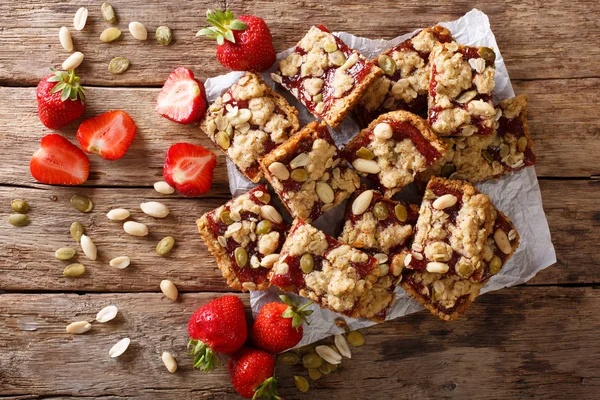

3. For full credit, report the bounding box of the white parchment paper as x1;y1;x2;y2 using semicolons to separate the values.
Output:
203;9;557;346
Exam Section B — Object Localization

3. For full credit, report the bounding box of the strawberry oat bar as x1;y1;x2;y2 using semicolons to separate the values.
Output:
269;219;394;321
355;26;454;126
260;121;360;222
421;95;535;182
200;72;300;182
271;25;383;128
428;42;497;137
197;185;288;292
342;110;447;197
396;177;519;320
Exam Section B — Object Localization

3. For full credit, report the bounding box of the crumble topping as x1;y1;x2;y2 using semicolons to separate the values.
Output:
408;270;482;311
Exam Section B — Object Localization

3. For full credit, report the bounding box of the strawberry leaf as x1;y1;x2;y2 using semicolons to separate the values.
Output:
229;20;248;30
188;339;221;372
197;8;248;45
223;29;235;43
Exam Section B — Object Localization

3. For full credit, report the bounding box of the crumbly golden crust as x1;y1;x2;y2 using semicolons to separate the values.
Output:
199;72;300;182
260;121;360;222
272;25;383;128
343;110;447;197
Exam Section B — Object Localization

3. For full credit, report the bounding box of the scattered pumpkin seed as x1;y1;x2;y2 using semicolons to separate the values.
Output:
489;255;502;274
216;131;230;149
290;168;308;182
300;253;314;274
63;263;86;277
70;195;93;213
482;150;494;164
155;26;172;46
517;136;528;152
277;352;300;366
308;368;322;380
373;202;388;220
108;57;130;74
440;163;456;178
101;2;116;23
100;27;122;43
297;344;314;355
70;222;84;242
394;204;407;222
329;362;338;372
356;146;374;160
302;352;323;369
378;54;396;76
55;247;76;260
318;362;333;375
11;199;29;213
156;236;175;256
255;220;272;235
346;330;365;347
8;214;29;227
294;375;309;392
234;247;248;267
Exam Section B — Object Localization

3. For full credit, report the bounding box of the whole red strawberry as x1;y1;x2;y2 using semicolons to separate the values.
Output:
228;347;280;399
196;9;276;72
187;295;247;372
36;69;86;129
250;295;312;354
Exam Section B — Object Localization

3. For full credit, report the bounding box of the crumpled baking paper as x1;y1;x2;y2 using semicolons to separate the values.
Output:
202;9;557;347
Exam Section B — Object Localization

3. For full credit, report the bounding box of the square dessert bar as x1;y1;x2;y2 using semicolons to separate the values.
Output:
428;42;497;137
200;72;300;183
271;25;383;128
342;110;447;197
260;121;360;222
356;25;454;126
421;95;536;182
269;219;394;322
197;184;288;292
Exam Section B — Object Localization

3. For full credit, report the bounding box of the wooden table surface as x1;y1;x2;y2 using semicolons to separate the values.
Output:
1;1;599;399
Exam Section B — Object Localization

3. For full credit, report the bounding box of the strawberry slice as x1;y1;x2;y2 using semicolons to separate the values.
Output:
156;67;207;124
30;134;90;185
76;110;137;160
163;143;217;197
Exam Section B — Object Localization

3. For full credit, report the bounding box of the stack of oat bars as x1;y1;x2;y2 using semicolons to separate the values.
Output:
197;24;535;322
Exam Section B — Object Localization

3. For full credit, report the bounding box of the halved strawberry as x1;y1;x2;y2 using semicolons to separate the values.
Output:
156;67;207;124
30;134;90;185
163;143;217;197
76;110;137;160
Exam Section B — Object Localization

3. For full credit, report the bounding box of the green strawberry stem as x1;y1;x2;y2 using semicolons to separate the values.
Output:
187;339;221;372
252;376;281;400
196;9;248;45
279;295;313;330
47;68;86;104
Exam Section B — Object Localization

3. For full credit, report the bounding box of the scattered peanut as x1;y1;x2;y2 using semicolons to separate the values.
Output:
109;338;131;358
160;279;178;300
162;352;177;373
66;321;91;334
109;256;131;269
59;27;73;51
129;21;148;40
80;235;97;261
154;181;175;194
107;208;130;221
73;7;88;31
123;221;148;236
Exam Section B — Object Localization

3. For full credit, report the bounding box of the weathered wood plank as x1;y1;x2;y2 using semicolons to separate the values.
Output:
0;180;597;291
0;0;598;86
1;288;599;398
0;79;598;190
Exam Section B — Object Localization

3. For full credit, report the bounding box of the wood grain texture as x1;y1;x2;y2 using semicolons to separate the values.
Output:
0;180;598;292
1;0;599;86
1;288;599;399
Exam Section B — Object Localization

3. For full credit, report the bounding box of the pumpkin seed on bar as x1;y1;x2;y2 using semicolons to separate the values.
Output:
294;375;309;392
156;236;175;256
517;136;528;152
255;220;272;235
108;57;130;74
394;204;407;222
440;163;456;178
489;256;502;275
346;330;365;347
277;352;300;366
499;144;509;158
373;202;388;220
356;146;374;160
155;26;172;46
313;93;323;103
11;199;29;213
378;54;396;76
63;263;86;277
478;47;496;63
290;168;308;182
456;262;474;278
234;247;248;267
323;42;337;53
70;195;93;213
55;247;76;260
302;352;323;369
220;210;233;225
8;214;29;227
101;2;117;23
300;253;314;274
482;150;494;164
70;221;84;242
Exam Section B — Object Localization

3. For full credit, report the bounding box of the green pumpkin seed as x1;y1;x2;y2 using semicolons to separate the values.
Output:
499;144;509;158
323;42;337;53
255;220;272;235
356;146;374;160
378;54;396;76
394;204;407;222
258;193;271;204
294;375;309;392
70;195;93;213
55;247;76;260
482;150;494;164
456;262;473;278
440;163;456;178
290;168;308;183
328;361;338;372
517;136;528;152
234;247;248;267
489;255;502;275
108;57;130;74
156;236;175;256
308;368;322;380
155;26;172;46
101;2;117;23
70;221;84;242
300;253;314;274
297;344;314;355
8;214;29;227
220;211;233;225
277;352;300;366
11;199;29;213
313;93;323;103
478;47;496;63
373;202;388;220
346;331;365;347
302;352;323;369
63;263;86;277
318;362;332;375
